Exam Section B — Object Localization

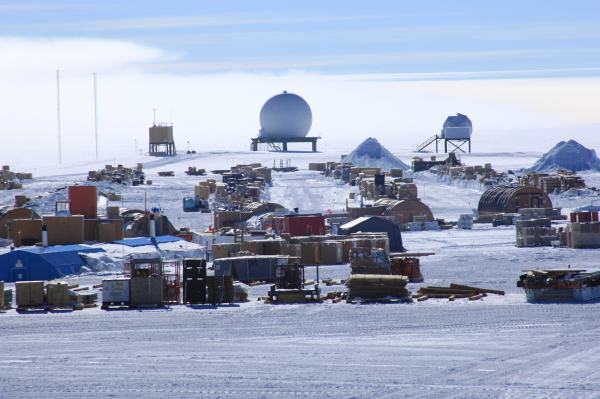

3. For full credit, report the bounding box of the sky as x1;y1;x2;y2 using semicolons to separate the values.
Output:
1;0;600;166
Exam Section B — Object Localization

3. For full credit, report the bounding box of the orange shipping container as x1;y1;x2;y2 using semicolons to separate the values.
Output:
69;186;98;219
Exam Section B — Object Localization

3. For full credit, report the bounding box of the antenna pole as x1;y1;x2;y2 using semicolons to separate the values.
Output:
93;72;99;160
56;69;62;164
152;108;157;126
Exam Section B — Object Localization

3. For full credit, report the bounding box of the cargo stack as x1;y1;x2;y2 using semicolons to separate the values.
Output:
319;241;343;264
346;275;411;303
45;282;73;308
515;218;558;247
15;281;45;311
212;243;241;259
102;278;130;309
206;276;234;305
389;257;424;282
566;211;600;248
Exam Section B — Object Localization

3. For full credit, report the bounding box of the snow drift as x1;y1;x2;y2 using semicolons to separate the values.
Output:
342;137;409;171
529;140;600;172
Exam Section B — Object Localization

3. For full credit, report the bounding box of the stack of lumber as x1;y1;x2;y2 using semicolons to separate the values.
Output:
346;274;411;302
415;284;505;301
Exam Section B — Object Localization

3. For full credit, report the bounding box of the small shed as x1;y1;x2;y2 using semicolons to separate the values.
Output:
339;216;405;252
478;186;552;215
0;244;105;282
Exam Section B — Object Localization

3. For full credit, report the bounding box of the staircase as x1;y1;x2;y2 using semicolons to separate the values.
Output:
416;134;439;152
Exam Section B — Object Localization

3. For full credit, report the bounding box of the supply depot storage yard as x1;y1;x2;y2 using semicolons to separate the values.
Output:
2;150;600;398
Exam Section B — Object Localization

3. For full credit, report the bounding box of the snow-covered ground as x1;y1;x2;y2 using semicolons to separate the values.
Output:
2;150;600;398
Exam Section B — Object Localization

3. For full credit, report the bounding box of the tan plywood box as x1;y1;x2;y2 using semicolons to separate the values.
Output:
16;281;44;307
43;215;84;246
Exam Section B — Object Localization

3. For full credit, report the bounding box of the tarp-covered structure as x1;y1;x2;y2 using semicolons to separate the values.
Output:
0;244;104;282
112;235;183;247
339;216;405;252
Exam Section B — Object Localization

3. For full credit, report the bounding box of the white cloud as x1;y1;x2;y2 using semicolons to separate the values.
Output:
0;37;169;74
144;48;600;73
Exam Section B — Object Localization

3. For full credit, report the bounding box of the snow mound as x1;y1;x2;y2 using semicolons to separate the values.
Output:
342;137;409;171
529;140;600;172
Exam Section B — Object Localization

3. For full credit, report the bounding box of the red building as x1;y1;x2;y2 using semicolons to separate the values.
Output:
274;214;325;236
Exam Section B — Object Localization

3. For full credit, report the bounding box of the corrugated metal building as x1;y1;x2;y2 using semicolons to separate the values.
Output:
478;186;552;215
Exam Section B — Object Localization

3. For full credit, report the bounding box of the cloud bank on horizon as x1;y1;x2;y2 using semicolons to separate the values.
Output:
1;0;600;166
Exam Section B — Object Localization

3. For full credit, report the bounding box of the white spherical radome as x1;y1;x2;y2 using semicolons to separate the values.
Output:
259;91;312;138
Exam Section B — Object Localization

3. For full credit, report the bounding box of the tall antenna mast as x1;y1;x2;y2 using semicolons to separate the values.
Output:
93;72;99;160
56;69;62;164
152;108;157;126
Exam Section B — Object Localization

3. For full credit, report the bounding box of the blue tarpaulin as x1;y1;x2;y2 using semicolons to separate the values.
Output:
112;235;183;247
0;244;105;282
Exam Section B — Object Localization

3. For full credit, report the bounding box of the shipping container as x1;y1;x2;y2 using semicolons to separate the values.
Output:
68;185;98;219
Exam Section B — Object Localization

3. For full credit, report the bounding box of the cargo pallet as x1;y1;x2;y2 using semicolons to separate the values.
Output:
16;306;48;313
101;301;130;310
346;296;413;304
128;304;166;309
47;306;78;313
267;285;321;303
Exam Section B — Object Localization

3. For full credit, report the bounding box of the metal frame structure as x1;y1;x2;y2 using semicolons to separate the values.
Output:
416;134;471;153
250;136;319;152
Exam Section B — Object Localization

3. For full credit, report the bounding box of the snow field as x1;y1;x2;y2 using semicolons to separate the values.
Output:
1;150;600;398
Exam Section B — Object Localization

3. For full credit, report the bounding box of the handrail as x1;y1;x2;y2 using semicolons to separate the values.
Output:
416;134;439;152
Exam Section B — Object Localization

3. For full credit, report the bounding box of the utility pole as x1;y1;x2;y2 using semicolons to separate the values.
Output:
56;69;62;164
93;72;99;160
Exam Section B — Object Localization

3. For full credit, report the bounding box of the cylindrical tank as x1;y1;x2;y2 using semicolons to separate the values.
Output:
69;186;98;219
259;91;312;138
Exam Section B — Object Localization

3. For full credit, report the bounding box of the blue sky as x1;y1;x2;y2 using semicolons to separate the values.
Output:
1;1;600;164
2;0;600;77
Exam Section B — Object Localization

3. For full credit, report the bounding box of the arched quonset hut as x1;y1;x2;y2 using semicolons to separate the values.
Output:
478;186;552;215
374;198;434;223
